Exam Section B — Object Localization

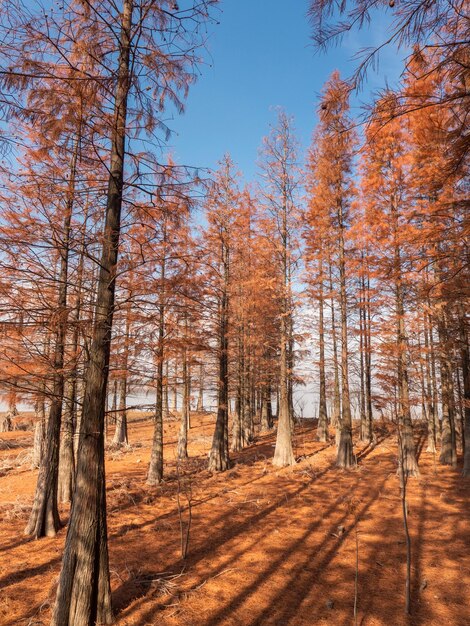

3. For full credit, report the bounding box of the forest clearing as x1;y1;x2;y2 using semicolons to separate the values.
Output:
1;411;469;626
0;1;468;625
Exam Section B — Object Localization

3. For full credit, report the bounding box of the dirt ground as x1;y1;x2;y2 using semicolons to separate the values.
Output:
0;411;469;626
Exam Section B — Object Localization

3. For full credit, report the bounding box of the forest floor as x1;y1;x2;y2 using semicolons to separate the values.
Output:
0;411;469;626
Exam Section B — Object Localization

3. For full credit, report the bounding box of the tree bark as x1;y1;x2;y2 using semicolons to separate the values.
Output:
208;238;230;472
25;130;79;538
148;244;166;485
392;198;419;478
437;309;457;466
459;305;470;476
273;193;295;467
177;339;190;460
52;2;133;622
317;258;328;442
336;199;354;469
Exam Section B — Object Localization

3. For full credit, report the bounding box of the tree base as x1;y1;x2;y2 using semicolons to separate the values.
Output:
336;429;355;469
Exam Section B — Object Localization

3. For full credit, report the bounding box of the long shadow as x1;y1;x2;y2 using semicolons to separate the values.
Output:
114;460;340;619
200;473;392;626
356;431;392;463
0;554;62;590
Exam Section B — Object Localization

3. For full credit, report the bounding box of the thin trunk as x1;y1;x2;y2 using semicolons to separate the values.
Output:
148;245;166;485
329;261;341;444
423;309;437;453
336;199;354;469
208;238;230;472
177;336;190;460
392;198;419;478
437;309;457;466
364;272;373;441
317;258;328;442
273;198;295;467
196;363;204;412
58;200;88;503
459;305;470;476
25;129;80;538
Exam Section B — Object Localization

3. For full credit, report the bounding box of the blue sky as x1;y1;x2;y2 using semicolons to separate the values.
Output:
166;1;404;181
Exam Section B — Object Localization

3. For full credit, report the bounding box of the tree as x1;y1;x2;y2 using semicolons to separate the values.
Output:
361;96;420;476
258;110;300;467
312;72;357;468
205;156;240;472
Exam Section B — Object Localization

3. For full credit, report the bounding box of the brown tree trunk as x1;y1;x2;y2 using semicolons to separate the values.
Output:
364;273;374;441
438;309;457;466
58;194;88;504
328;262;341;446
317;258;328;442
393;200;419;478
57;379;75;503
52;2;134;622
112;376;128;446
273;198;295;467
25;130;80;538
423;310;437;453
177;341;190;460
231;331;244;452
260;382;273;430
196;362;204;412
336;200;354;468
459;306;470;476
208;239;230;472
148;253;166;485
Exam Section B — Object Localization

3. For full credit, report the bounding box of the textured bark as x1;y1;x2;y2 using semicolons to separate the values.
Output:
260;383;273;431
423;311;437;453
112;377;128;446
363;272;374;442
52;2;134;622
172;361;178;413
273;171;295;467
208;239;230;472
231;334;244;452
459;306;470;476
196;363;204;412
58;379;75;504
392;199;419;478
437;309;457;466
177;343;190;460
336;199;354;469
32;420;43;468
317;259;328;442
25;134;78;537
329;261;341;441
148;249;166;485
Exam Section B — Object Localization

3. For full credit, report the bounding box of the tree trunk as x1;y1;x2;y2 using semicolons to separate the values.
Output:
393;200;419;478
196;363;204;412
260;383;273;430
437;310;457;466
112;377;128;446
459;306;470;476
329;261;341;446
273;199;295;467
57;379;75;503
336;200;354;469
52;2;133;622
317;258;328;442
148;251;166;485
25;131;79;537
208;240;230;472
177;343;190;460
423;310;437;453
